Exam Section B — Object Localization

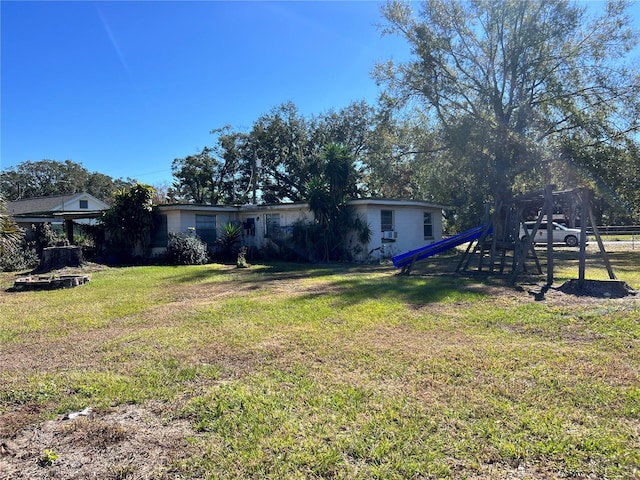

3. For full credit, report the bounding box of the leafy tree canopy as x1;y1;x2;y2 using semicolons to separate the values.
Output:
170;131;246;205
375;0;640;226
0;159;136;203
100;183;155;258
171;101;419;205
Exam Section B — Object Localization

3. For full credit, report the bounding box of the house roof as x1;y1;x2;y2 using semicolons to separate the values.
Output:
347;198;448;210
156;198;447;214
7;193;109;216
156;203;240;213
8;194;66;215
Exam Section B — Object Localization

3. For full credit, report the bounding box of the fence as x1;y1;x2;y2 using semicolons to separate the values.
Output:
586;225;640;235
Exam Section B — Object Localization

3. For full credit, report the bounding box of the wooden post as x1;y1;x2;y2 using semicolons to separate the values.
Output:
545;184;554;286
587;200;616;280
64;218;75;244
488;202;501;272
578;188;588;285
405;254;418;275
456;239;476;272
510;212;544;284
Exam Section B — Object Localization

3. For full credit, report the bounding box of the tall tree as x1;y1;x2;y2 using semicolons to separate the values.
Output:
101;183;155;258
376;0;640;224
172;100;414;206
215;101;383;204
558;137;640;223
360;107;436;199
248;102;320;203
305;143;369;262
171;147;218;204
0;159;132;202
171;129;246;205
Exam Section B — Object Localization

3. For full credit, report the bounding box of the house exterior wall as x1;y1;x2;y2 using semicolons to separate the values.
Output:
349;201;444;262
152;205;238;255
153;200;445;262
238;204;312;250
163;210;184;238
55;194;109;214
168;210;237;235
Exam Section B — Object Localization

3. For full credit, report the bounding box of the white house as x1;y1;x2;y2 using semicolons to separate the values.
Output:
152;199;446;262
348;198;444;261
8;192;110;243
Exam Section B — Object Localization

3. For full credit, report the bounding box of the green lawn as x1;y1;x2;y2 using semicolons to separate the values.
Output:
1;251;639;479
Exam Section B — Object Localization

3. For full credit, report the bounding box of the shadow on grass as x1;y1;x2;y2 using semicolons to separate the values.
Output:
302;273;492;306
168;261;387;285
160;253;525;307
554;250;640;272
162;247;640;309
106;248;640;307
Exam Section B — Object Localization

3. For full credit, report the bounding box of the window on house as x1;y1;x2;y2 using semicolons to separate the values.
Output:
381;210;393;231
196;214;217;246
424;212;433;239
265;213;281;237
150;215;168;247
79;199;88;209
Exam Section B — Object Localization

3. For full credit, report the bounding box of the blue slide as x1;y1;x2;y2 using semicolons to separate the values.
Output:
392;224;489;269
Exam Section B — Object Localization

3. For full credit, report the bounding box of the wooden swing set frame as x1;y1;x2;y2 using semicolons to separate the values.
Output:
457;185;616;286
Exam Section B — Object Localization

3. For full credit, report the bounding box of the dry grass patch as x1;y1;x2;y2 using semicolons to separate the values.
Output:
1;404;200;480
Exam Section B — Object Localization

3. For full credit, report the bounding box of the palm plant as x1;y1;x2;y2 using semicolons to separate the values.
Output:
303;143;370;262
0;194;23;257
216;222;242;260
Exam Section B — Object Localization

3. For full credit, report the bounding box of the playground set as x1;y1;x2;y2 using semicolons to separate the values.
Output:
393;186;617;288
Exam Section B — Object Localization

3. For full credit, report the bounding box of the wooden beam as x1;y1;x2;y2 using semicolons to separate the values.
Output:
587;198;616;280
510;208;546;283
488;201;502;272
578;188;588;285
64;218;75;245
545;184;554;286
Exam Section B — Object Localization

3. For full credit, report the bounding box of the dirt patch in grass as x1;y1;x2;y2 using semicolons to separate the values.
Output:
0;404;44;442
0;403;200;480
557;278;637;298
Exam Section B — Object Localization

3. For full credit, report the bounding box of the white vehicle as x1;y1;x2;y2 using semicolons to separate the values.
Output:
519;221;585;247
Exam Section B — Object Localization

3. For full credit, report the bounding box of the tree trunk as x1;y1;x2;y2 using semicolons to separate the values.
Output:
36;246;85;272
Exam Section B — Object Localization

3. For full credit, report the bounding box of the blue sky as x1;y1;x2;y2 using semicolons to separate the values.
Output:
1;1;636;188
1;1;410;185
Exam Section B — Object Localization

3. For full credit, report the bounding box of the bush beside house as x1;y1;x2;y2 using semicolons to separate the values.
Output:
165;232;210;265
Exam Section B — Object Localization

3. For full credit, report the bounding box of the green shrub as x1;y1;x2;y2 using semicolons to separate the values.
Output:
216;222;242;260
26;222;59;256
1;194;27;271
0;222;64;272
165;232;210;265
0;242;38;272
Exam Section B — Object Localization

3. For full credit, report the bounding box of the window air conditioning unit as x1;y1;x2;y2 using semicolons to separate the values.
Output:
383;230;397;239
